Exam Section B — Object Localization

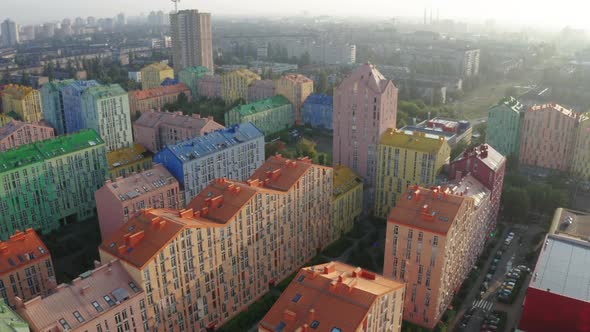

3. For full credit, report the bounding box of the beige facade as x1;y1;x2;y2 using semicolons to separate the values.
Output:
332;165;363;238
140;63;174;90
129;83;192;116
221;69;260;105
1;85;43;123
275;74;314;125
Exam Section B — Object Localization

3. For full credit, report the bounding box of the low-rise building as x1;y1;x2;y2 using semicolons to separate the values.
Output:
302;93;333;130
275;74;314;125
16;260;146;332
95;164;182;240
140;62;174;90
197;75;221;99
0;120;55;152
401;117;472;149
154;123;265;202
258;262;405;332
1;85;43;123
486;97;526;157
128;83;192;116
247;79;275;102
221;69;261;105
134;110;224;153
0;299;29;332
332;165;363;238
224;95;293;136
178;66;209;98
106;143;153;180
0;229;55;308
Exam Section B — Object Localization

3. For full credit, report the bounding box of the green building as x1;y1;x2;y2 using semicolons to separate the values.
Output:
178;66;209;99
40;79;74;135
486;97;525;157
225;95;293;136
0;129;108;240
0;299;28;332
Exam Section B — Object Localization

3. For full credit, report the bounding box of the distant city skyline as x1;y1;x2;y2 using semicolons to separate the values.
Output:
2;0;589;31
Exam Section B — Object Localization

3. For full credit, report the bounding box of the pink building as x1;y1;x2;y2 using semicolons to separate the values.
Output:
248;79;276;102
0;120;55;152
197;74;221;99
95;164;182;240
128;83;192;116
16;259;147;332
133;110;224;153
333;63;398;191
520;103;579;172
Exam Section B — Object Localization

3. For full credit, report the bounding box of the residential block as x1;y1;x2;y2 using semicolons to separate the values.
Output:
302;93;333;130
106;143;153;180
247;79;276;102
332;165;363;238
40;79;74;135
140;62;175;90
178;66;210;98
221;69;261;105
486;97;525;157
571;114;590;180
61;80;101;133
0;120;55;152
197;75;221;99
171;10;214;73
225;95;293;136
1;85;43;123
275;74;313;125
128;83;192;116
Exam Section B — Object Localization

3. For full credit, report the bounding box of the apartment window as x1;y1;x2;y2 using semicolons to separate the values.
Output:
59;318;71;330
73;311;85;323
92;301;104;312
129;282;139;293
410;285;416;302
432;236;439;247
104;295;116;307
96;323;103;332
292;294;302;303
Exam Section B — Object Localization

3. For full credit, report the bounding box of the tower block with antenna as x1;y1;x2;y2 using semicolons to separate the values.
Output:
171;0;180;13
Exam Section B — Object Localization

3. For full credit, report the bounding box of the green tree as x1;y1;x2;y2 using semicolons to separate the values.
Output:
298;51;311;66
451;141;468;160
501;185;531;222
317;70;328;94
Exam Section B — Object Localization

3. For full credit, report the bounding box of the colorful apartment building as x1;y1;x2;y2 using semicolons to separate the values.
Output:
106;143;153;180
128;83;192;116
221;69;261;105
178;66;210;98
332;165;363;238
197;75;221;99
81;84;133;151
0;299;29;332
16;259;147;332
275;74;313;125
302;93;333;130
0;229;55;308
258;262;405;332
571;114;590;180
333;63;398;194
0;129;108;239
61;80;101;133
40;79;74;135
449;144;506;233
225;95;293;136
140;62;175;90
0;120;55;152
486;97;526;157
374;128;450;218
154;123;265;202
519;103;580;173
1;85;43;123
0;113;13;127
98;156;334;331
383;186;481;329
95;164;182;240
247;79;276;102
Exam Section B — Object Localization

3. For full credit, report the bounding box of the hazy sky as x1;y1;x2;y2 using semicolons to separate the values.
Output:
3;0;588;29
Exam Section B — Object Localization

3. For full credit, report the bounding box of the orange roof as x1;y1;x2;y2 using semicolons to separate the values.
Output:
387;186;470;235
281;74;313;84
0;229;51;275
130;83;190;100
248;155;318;192
259;262;404;332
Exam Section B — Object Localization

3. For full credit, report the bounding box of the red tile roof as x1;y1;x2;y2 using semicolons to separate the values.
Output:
0;229;51;275
247;155;317;192
130;83;190;101
281;74;313;84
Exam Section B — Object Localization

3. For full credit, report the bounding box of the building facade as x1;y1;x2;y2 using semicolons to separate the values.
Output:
259;262;405;332
332;166;363;239
0;114;13;127
519;104;579;173
221;69;261;105
133;110;224;153
154;123;265;202
0;229;55;308
0;129;108;239
197;75;221;99
333;63;398;193
99;156;333;331
1;19;19;47
140;63;175;90
1;85;43;123
571;114;590;180
95;164;182;240
374;128;450;218
170;10;214;74
224;95;293;136
128;83;192;116
0;120;55;152
106;143;153;180
247;79;276;102
178;66;210;98
81;84;133;151
61;80;101;133
275;74;313;125
302;93;333;130
17;260;146;332
40;79;74;135
486;97;526;157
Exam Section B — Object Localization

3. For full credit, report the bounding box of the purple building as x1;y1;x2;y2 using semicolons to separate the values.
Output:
247;79;275;102
333;63;398;193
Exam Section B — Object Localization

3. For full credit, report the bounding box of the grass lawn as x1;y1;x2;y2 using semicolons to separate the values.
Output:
450;80;527;120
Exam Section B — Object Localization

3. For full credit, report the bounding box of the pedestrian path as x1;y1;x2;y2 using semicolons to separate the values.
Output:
472;299;494;312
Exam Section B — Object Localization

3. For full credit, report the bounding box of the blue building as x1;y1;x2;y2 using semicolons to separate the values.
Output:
154;122;265;202
161;78;180;86
61;80;101;133
302;93;333;130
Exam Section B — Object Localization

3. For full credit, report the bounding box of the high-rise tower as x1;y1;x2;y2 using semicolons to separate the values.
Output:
170;9;214;74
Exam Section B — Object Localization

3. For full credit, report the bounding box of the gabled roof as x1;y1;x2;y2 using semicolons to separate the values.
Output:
0;229;50;275
452;144;505;172
0;120;53;141
338;63;393;94
247;155;314;192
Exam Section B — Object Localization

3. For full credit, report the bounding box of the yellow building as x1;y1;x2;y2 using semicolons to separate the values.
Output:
1;84;43;123
374;128;451;218
0;113;13;126
572;114;590;180
221;68;260;105
275;74;314;124
332;165;363;238
140;62;174;90
106;143;153;180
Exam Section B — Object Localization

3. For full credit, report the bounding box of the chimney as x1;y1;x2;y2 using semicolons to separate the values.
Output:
94;260;102;269
80;285;91;296
323;262;336;274
128;231;145;247
301;324;309;332
200;207;209;217
179;209;194;218
283;310;297;322
352;267;362;277
0;242;8;254
308;309;316;322
14;296;24;309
